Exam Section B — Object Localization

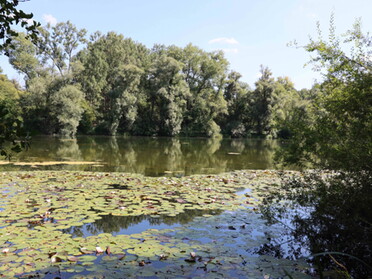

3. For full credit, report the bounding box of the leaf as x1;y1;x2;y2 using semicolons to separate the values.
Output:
117;253;126;260
79;247;94;254
79;255;97;262
67;256;79;262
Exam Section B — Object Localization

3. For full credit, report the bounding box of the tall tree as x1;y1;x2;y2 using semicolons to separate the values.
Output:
78;32;148;135
221;71;251;137
50;85;84;137
37;21;87;77
167;44;228;137
264;20;372;277
0;72;26;158
7;22;88;137
270;76;304;138
6;32;42;79
251;65;276;136
280;19;372;171
146;55;190;136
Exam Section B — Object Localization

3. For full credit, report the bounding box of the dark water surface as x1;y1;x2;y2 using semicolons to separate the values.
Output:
62;209;223;238
1;136;281;175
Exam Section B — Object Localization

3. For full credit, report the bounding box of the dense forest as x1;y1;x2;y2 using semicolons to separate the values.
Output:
1;20;316;139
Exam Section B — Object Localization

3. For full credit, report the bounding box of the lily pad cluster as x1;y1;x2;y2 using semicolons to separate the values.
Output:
0;170;305;278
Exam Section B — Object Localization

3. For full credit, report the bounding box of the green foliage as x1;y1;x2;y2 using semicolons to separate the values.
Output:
251;65;276;136
0;73;27;159
6;32;41;79
7;22;88;137
37;21;87;77
0;0;40;55
146;55;190;136
263;18;372;278
0;0;39;157
220;71;251;137
50;85;84;137
270;76;305;139
21;76;55;134
167;44;228;137
78;32;147;135
2;19;340;139
279;18;372;171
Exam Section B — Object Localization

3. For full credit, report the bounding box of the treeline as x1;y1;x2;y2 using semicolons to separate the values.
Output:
2;21;315;138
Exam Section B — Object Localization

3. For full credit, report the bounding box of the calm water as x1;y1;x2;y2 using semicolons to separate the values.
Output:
2;137;367;277
1;136;281;176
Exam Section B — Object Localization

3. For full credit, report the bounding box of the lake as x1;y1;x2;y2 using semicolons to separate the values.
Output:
1;137;366;278
0;136;281;175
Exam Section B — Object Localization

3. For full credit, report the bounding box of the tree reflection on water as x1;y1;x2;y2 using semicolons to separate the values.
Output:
7;136;279;175
63;209;222;238
260;171;372;279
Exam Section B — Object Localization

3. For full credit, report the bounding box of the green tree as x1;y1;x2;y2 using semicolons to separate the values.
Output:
0;0;40;54
37;21;87;77
251;65;276;136
0;72;26;159
21;76;54;133
281;19;372;171
264;19;372;277
7;22;88;137
167;44;228;137
78;32;148;135
221;71;251;137
0;0;39;158
145;55;190;136
108;64;142;135
50;85;84;137
270;76;304;138
6;32;42;79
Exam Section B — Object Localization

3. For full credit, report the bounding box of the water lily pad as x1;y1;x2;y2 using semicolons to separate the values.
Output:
0;170;311;278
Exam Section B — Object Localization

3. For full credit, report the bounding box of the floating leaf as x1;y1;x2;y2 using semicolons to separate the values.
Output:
0;170;310;278
67;256;79;262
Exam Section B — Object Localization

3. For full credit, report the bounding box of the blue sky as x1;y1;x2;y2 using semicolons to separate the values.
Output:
1;0;371;89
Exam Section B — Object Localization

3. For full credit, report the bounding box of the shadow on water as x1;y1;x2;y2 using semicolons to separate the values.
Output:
62;209;223;238
1;136;280;175
259;171;372;279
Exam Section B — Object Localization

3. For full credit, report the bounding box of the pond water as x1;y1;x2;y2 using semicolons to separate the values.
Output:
0;136;282;175
62;209;223;238
0;170;314;279
3;138;364;278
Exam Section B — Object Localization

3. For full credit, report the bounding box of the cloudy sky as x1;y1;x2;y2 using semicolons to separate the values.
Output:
1;0;371;89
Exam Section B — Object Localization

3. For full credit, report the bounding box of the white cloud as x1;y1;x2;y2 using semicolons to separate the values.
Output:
43;14;57;26
208;37;239;45
222;48;239;54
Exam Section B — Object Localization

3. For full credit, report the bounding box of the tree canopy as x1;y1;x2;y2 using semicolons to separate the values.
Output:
0;0;40;54
3;20;307;139
278;18;372;171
